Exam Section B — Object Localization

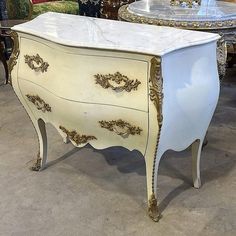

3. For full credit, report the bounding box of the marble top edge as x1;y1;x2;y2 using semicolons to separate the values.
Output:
12;12;220;56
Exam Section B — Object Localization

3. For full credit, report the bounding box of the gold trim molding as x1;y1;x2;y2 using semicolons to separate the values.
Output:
118;5;236;30
94;72;141;92
24;54;49;73
26;94;52;113
149;57;164;205
99;119;142;137
59;126;97;145
8;31;20;84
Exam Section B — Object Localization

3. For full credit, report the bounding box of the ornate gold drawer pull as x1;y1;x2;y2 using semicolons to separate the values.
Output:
99;119;142;137
26;94;51;113
59;126;97;145
24;54;49;73
94;72;141;92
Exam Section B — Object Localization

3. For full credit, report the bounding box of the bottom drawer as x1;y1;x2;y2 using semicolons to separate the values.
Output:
19;79;149;154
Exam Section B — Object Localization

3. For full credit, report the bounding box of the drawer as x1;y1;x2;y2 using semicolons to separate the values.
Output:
18;38;149;112
19;80;148;154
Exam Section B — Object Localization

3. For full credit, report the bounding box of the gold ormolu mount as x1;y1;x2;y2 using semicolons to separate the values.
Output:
94;71;141;92
148;193;161;222
24;54;49;73
59;126;97;145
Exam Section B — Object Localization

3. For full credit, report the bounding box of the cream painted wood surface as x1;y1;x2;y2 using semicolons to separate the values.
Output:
18;37;149;112
19;79;149;153
11;13;220;222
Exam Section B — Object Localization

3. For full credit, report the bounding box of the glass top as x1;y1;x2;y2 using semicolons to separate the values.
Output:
128;0;236;21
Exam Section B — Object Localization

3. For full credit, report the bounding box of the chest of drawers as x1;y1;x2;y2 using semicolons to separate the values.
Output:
10;12;220;221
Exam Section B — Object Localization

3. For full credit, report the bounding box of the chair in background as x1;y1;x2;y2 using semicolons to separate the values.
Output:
0;0;32;84
78;0;101;17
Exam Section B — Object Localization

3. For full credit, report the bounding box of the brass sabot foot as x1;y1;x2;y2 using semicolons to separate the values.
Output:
148;193;161;222
30;153;42;171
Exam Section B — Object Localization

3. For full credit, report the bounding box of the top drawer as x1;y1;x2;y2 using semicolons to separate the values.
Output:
18;38;149;112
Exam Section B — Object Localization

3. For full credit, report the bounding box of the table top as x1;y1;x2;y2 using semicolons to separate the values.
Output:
129;0;236;21
12;12;219;56
119;0;236;30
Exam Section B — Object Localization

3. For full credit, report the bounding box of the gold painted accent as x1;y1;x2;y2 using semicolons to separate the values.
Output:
31;152;42;171
99;119;142;137
8;31;20;84
24;54;49;73
26;94;52;113
149;57;163;126
148;193;161;222
59;126;97;145
118;5;236;30
94;72;141;92
149;57;164;196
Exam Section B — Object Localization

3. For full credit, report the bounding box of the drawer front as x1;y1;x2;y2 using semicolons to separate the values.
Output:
19;80;148;154
18;38;149;112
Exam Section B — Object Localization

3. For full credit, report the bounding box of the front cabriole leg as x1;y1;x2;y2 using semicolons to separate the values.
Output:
31;118;48;171
145;56;163;222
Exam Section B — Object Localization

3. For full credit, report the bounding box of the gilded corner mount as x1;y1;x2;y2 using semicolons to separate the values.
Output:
149;57;163;125
8;31;20;84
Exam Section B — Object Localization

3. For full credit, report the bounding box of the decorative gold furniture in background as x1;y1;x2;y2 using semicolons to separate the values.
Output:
118;0;236;79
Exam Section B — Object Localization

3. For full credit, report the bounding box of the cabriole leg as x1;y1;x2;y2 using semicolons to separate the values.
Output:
191;139;203;189
31;119;48;171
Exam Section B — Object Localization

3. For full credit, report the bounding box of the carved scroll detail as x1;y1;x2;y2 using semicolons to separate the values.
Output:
59;126;97;145
99;119;142;137
24;54;49;73
8;31;20;84
94;72;141;92
26;94;51;113
149;57;163;126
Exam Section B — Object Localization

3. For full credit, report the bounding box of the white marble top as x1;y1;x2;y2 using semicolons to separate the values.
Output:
12;12;220;56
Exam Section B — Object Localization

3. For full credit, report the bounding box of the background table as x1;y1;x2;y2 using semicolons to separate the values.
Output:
118;0;236;79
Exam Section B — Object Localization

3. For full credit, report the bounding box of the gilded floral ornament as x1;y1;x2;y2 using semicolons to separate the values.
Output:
59;126;97;145
94;72;141;92
26;95;52;113
99;119;142;137
24;54;49;73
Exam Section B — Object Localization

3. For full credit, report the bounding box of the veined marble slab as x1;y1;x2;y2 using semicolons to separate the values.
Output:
12;12;220;56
